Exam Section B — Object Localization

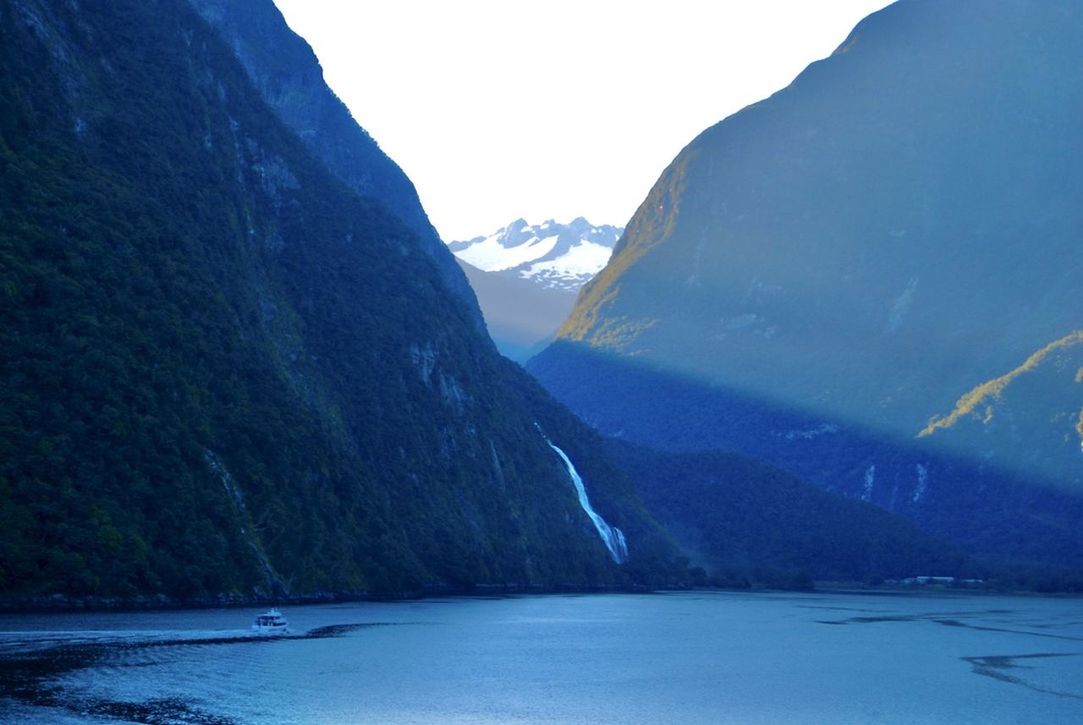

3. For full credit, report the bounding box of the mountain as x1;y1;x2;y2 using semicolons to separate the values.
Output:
187;0;481;325
0;0;1009;603
919;331;1083;480
0;0;684;602
530;0;1083;569
607;440;969;586
457;259;578;361
449;218;620;358
450;218;621;293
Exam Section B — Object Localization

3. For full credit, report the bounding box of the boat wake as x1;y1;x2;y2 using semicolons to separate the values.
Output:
0;622;392;724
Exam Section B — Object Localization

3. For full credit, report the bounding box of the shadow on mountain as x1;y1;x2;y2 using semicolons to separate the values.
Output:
605;438;975;587
0;0;693;602
530;341;1083;573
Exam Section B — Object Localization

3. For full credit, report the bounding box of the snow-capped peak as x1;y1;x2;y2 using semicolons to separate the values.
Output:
448;218;623;291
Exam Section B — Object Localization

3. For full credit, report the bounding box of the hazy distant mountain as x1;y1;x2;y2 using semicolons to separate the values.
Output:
455;260;577;361
530;0;1083;568
448;218;620;358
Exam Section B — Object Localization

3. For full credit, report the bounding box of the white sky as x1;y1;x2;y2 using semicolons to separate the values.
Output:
272;1;893;241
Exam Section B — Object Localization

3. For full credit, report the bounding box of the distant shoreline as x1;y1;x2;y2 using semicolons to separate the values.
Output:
0;581;656;615
4;580;1080;615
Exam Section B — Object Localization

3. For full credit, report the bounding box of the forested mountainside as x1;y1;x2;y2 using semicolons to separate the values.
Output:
606;440;971;587
187;0;481;324
0;0;684;602
0;0;1002;604
530;0;1083;569
918;331;1083;480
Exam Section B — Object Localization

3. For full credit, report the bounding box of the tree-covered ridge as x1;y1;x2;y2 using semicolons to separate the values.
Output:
916;330;1083;491
0;0;682;602
608;440;971;585
531;343;1083;574
920;330;1083;437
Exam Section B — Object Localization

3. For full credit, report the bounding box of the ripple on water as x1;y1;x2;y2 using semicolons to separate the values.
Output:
3;594;1083;724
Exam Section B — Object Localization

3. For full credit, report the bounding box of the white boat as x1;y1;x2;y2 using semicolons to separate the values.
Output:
251;608;289;635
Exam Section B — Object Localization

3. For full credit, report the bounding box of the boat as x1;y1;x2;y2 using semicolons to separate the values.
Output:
251;607;289;635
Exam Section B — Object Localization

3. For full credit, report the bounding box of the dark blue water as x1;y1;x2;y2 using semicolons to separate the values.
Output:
2;591;1082;723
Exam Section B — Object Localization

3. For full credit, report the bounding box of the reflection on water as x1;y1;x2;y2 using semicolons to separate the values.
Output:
2;591;1082;724
962;653;1081;700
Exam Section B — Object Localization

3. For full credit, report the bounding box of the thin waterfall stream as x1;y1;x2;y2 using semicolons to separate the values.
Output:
546;441;628;564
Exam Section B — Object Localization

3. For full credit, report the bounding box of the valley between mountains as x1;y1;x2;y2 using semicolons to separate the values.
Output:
2;0;1082;608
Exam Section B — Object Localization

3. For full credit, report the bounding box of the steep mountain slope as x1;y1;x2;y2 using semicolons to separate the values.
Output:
531;0;1083;566
0;0;681;601
188;0;480;323
457;260;577;361
920;331;1083;478
449;218;619;358
608;440;968;585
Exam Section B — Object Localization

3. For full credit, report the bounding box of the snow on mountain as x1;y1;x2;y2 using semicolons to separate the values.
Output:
448;217;622;291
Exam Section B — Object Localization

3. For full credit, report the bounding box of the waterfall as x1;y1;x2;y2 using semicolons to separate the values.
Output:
912;463;929;504
862;464;876;502
547;441;629;564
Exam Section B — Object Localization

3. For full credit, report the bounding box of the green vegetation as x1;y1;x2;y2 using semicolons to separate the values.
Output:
920;330;1083;437
0;0;684;603
531;343;1083;578
607;440;969;585
530;0;1083;573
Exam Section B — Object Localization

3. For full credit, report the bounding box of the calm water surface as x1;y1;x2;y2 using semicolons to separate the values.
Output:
1;590;1082;723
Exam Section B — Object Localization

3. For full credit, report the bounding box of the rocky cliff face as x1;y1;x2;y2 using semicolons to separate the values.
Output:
530;0;1083;567
188;0;482;325
0;0;680;601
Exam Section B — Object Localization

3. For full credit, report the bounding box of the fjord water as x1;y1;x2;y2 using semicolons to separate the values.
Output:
2;592;1082;724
